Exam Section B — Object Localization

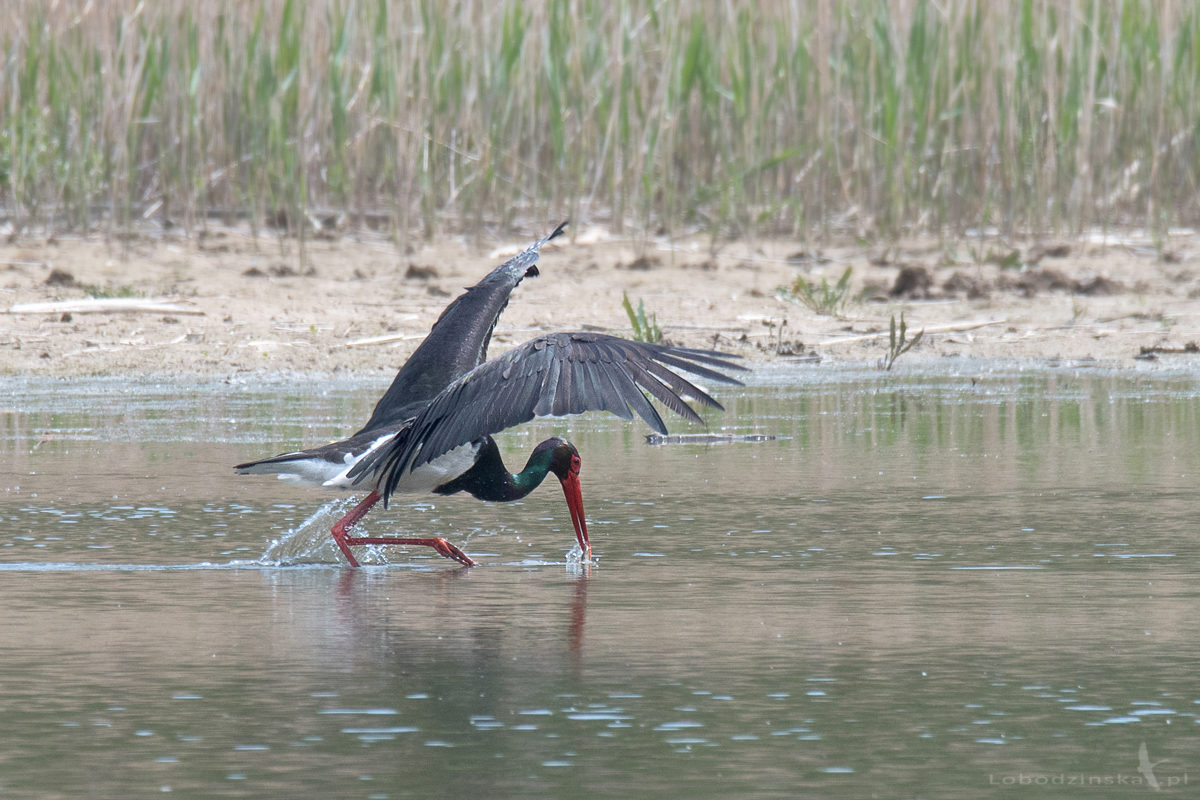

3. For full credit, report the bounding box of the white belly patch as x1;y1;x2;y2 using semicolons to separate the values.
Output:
323;440;480;494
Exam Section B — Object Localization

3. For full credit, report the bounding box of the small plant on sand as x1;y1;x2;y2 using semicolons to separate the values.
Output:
879;312;923;371
622;292;663;343
83;283;141;299
781;266;852;316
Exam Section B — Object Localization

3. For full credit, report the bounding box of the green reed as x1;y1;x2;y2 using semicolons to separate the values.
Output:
879;312;923;371
1;0;1197;242
622;291;663;344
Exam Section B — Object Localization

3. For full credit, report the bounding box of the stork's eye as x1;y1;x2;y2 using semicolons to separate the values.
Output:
571;454;581;473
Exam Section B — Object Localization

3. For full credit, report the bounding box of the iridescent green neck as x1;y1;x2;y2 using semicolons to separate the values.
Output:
433;438;553;502
510;445;555;495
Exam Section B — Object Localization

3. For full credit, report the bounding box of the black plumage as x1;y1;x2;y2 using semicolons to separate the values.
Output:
236;221;745;567
348;333;741;506
356;221;568;433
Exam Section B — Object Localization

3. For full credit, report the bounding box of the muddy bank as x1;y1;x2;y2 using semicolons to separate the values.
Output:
2;226;1198;379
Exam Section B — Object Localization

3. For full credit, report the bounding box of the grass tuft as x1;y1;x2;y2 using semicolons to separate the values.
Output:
781;267;853;317
622;292;662;344
83;283;141;299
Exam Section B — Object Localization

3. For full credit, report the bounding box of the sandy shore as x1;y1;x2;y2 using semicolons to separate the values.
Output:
2;225;1198;379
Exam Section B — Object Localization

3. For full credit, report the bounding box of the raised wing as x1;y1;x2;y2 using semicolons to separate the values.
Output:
347;332;745;500
356;221;568;433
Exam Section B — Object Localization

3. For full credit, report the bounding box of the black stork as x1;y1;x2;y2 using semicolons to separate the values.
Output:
235;222;743;567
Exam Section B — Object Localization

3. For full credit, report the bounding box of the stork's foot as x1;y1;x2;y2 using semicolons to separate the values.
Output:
342;535;477;567
328;490;475;567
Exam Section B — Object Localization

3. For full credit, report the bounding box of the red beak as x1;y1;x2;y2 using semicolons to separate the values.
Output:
559;471;590;558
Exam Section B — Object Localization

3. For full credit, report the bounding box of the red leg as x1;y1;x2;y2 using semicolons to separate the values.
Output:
329;490;477;567
343;534;477;567
330;491;381;567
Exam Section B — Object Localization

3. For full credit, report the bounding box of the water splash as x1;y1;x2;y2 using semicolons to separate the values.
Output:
258;497;355;565
565;543;596;574
258;499;489;567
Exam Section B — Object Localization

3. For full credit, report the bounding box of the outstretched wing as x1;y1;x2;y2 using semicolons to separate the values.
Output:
356;221;569;434
348;332;745;500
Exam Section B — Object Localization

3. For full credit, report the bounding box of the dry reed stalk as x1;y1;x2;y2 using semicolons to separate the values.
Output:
0;1;1196;243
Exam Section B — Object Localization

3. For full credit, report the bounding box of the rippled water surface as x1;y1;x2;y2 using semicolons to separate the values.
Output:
3;364;1199;798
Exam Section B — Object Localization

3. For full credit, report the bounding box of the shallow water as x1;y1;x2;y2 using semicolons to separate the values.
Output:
2;364;1198;798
